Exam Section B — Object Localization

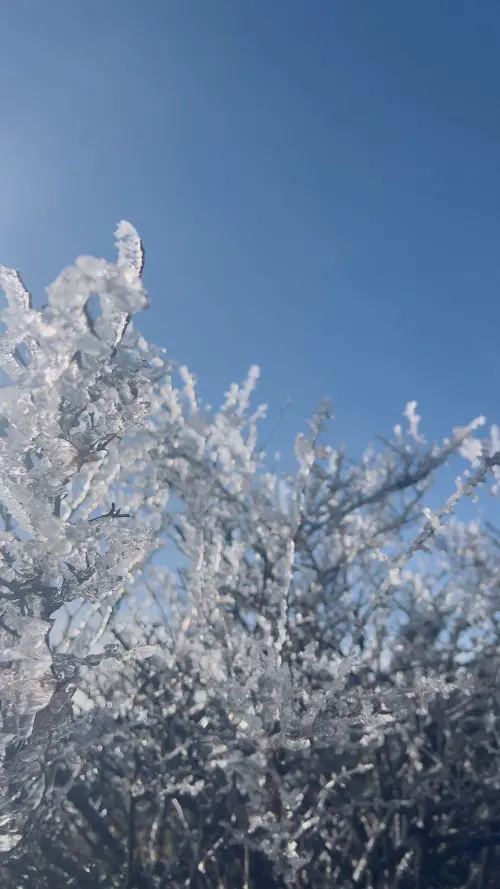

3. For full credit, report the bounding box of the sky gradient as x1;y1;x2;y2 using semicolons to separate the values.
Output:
1;1;500;474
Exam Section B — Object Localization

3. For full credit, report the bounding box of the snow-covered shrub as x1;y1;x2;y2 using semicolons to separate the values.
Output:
1;225;500;888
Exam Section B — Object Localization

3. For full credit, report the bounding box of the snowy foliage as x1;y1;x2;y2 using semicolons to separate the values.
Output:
1;226;500;886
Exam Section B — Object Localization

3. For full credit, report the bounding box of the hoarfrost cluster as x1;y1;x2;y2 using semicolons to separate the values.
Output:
0;225;500;887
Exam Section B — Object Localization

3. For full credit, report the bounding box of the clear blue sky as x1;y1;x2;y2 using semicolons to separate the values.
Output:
2;1;500;468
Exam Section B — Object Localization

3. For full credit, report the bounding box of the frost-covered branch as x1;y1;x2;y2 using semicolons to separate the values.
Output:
1;225;500;887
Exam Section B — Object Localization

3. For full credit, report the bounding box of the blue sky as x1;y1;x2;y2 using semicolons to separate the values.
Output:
2;1;500;476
